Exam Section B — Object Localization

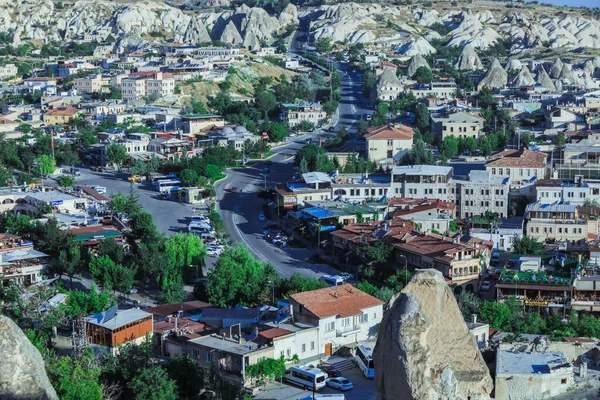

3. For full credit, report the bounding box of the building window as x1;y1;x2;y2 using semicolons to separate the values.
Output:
311;341;315;350
561;378;567;385
193;349;200;358
287;349;291;358
302;344;306;353
207;352;216;362
358;313;369;324
341;317;350;327
519;169;523;176
492;168;496;175
326;321;335;331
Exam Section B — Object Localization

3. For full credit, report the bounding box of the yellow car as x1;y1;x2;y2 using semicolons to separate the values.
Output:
127;175;141;182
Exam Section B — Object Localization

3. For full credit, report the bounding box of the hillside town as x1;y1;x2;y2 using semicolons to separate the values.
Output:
3;0;600;399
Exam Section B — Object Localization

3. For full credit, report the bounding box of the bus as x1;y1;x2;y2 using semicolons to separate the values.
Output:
319;275;344;287
157;179;182;192
355;344;375;378
151;174;177;185
283;365;327;390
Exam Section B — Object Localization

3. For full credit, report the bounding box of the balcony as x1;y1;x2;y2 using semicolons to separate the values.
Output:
336;325;361;337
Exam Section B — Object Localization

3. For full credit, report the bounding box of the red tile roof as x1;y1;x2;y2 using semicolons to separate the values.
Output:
485;149;547;169
258;328;293;339
390;198;456;216
289;284;383;318
44;105;80;117
145;300;212;317
394;234;482;264
365;124;414;141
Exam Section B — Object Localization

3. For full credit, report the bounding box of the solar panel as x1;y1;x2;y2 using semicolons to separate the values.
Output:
103;305;117;324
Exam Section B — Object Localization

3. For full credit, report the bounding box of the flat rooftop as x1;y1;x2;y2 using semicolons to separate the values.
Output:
27;190;81;203
189;334;263;355
392;165;452;176
497;349;570;375
86;308;151;330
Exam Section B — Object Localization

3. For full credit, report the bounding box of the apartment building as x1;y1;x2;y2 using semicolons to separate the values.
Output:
365;124;414;165
525;202;588;251
471;217;524;252
73;74;109;93
275;172;332;209
330;173;391;202
408;81;458;99
452;170;510;219
388;198;456;234
330;218;416;251
288;285;383;357
374;67;403;101
545;107;586;130
486;149;548;187
559;132;600;179
43;105;82;124
535;179;590;206
280;103;326;128
164;45;240;58
0;234;49;286
119;72;175;101
181;114;225;135
57;60;96;77
430;111;484;140
0;64;18;80
393;233;488;293
390;165;453;200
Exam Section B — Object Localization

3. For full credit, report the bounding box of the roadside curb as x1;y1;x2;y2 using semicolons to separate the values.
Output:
212;174;229;185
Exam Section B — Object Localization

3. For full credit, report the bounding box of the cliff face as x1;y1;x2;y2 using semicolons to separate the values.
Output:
0;315;58;399
373;269;493;400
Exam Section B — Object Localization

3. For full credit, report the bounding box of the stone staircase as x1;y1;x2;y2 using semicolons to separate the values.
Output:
320;356;355;372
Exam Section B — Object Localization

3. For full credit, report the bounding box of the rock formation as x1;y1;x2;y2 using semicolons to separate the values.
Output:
512;66;536;87
478;58;508;89
445;11;500;50
454;43;483;71
397;37;436;57
504;59;522;72
0;315;58;399
407;53;431;78
548;58;564;79
373;269;493;400
535;67;556;91
184;16;211;45
278;3;299;28
219;20;243;46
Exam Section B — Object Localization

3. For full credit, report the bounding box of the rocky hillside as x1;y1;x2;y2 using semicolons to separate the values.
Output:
0;0;599;59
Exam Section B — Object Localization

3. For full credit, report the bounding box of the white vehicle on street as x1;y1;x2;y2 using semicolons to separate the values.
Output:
283;365;327;390
90;186;107;194
207;245;224;256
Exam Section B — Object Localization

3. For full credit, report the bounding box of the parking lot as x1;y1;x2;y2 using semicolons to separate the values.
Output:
254;366;376;400
74;167;198;235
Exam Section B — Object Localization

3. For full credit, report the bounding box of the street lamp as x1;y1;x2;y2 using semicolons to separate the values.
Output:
398;254;408;286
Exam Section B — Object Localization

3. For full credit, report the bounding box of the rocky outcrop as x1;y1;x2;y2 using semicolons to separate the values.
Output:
548;58;564;79
504;59;522;72
184;16;211;45
398;37;436;57
407;53;431;78
454;43;483;71
373;269;493;400
512;66;536;87
0;315;58;399
535;67;556;91
478;58;508;89
278;3;298;28
219;20;243;46
446;11;500;50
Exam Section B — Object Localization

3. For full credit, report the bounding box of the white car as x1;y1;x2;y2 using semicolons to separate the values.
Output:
326;377;353;391
207;246;224;256
481;280;491;291
90;186;107;194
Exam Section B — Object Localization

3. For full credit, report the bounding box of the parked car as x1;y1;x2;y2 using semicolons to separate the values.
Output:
481;280;491;291
128;287;138;294
326;377;353;391
319;365;341;378
230;187;239;193
207;246;224;256
128;175;142;182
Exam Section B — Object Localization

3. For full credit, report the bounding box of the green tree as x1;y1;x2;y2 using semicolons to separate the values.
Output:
478;300;512;330
48;245;82;288
355;281;378;296
128;367;178;400
166;355;206;399
62;284;115;318
299;157;309;174
414;102;430;133
204;164;221;181
512;235;544;255
56;175;75;187
36;155;56;177
277;274;326;298
413;66;433;84
438;136;459;160
48;349;104;400
298;120;315;132
246;356;287;385
206;245;277;308
130;211;158;241
106;143;128;171
165;233;206;284
583;199;600;208
315;37;332;53
109;192;127;214
89;255;135;293
255;89;278;119
180;168;199;187
268;122;289;142
0;163;12;186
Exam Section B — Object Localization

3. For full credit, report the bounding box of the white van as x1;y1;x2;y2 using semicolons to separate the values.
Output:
300;395;346;400
319;275;344;287
283;365;327;390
